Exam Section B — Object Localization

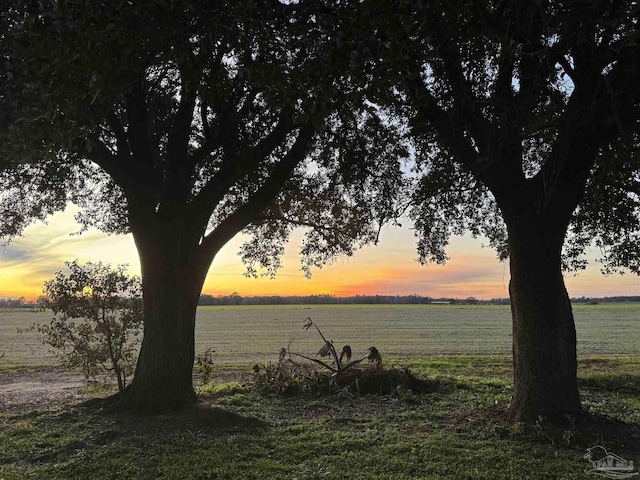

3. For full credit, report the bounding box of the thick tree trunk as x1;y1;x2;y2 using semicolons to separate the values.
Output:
114;216;210;413
122;274;199;412
506;216;582;423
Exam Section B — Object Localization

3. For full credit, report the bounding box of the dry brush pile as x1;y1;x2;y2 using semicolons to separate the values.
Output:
252;317;432;396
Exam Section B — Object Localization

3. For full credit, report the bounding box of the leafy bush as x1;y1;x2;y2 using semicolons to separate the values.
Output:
195;348;216;386
31;260;143;391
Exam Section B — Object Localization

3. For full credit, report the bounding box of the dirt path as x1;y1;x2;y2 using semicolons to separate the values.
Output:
0;367;252;416
0;367;92;415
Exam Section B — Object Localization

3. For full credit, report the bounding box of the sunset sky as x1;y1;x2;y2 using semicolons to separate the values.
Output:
0;206;637;301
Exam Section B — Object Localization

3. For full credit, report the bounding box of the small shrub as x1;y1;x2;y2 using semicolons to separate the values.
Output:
195;348;216;386
27;260;143;392
252;348;322;395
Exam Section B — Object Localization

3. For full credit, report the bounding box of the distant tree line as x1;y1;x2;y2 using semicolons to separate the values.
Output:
196;294;640;306
0;297;31;308
570;296;640;305
197;293;479;306
3;294;638;309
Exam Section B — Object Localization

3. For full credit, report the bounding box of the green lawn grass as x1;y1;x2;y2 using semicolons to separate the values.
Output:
1;355;639;479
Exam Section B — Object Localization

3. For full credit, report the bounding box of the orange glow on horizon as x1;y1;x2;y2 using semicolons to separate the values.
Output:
0;208;638;301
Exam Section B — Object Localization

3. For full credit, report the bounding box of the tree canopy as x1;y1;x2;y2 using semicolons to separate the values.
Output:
364;0;640;421
354;0;640;275
0;0;408;273
0;0;410;412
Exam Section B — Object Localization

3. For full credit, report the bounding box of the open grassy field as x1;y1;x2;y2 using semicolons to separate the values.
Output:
1;304;639;479
2;303;638;366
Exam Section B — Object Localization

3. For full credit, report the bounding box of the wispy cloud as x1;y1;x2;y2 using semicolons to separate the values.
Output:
0;209;636;300
0;208;139;298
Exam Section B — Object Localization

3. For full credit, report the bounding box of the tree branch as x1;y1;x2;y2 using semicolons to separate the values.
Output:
167;74;198;170
246;107;294;164
429;7;496;153
259;211;343;236
80;135;136;194
188;139;217;169
124;74;155;166
403;64;480;177
105;110;130;159
536;45;640;225
76;131;157;212
200;100;216;147
187;107;297;236
198;123;315;260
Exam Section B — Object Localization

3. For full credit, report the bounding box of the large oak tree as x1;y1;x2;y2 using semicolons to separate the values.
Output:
0;1;407;412
364;0;640;421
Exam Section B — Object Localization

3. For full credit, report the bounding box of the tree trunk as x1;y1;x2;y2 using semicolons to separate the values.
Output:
122;275;198;412
506;215;582;423
113;217;210;413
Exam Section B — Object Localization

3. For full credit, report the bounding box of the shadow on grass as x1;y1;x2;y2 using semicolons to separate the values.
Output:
78;394;265;428
578;374;640;395
573;413;640;445
19;401;266;469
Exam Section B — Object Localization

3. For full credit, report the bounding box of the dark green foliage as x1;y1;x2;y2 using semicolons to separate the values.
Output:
33;260;143;391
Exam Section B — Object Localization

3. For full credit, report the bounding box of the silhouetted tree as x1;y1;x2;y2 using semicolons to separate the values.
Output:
359;0;640;421
0;1;407;412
